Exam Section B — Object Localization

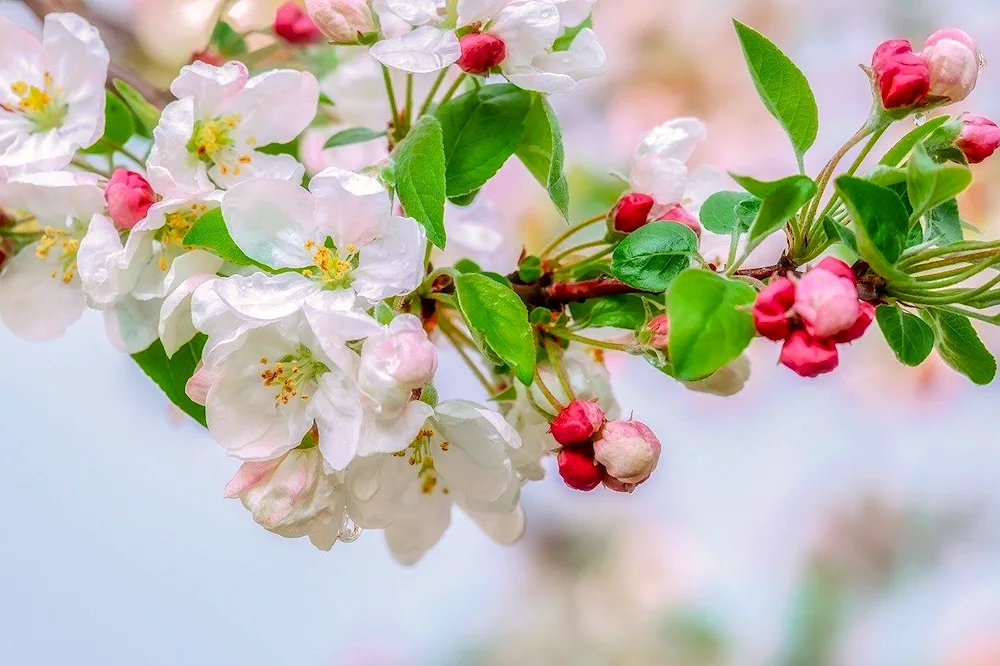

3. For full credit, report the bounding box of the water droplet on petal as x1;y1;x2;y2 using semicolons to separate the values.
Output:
337;515;362;543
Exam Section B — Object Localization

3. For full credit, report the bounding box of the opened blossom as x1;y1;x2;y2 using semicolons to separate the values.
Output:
0;13;109;173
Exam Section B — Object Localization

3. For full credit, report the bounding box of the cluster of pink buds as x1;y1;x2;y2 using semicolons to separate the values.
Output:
104;169;155;231
610;194;701;238
872;28;982;110
274;1;324;44
552;400;661;493
753;258;874;378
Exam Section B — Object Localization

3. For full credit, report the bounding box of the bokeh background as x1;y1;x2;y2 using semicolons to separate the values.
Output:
3;1;1000;664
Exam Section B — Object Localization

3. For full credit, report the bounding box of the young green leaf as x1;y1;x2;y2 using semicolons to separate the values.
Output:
84;92;136;154
516;94;570;219
875;304;935;367
455;273;536;385
733;20;819;167
734;174;816;256
569;295;647;331
131;335;208;426
552;15;592;52
926;198;963;244
906;143;973;219
667;269;757;381
183;208;266;268
835;176;909;277
210;20;248;55
924;308;997;385
393;115;447;249
437;84;533;198
822;216;859;254
517;255;544;283
699;191;757;235
112;79;161;136
611;221;698;292
879;116;949;166
324;127;388;149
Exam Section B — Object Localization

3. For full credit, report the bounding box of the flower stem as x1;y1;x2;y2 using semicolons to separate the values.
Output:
417;69;450;117
438;73;468;106
404;73;414;131
548;328;633;352
438;314;496;394
71;157;109;177
381;65;401;134
552;239;606;263
533;367;565;412
543;337;575;401
539;211;608;260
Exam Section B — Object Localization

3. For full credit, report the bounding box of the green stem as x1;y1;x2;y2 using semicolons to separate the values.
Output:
438;315;496;394
543;338;575;402
548;328;634;352
71;158;109;177
552;239;606;263
533;367;565;412
539;211;608;259
404;73;414;131
417;69;450;117
438;73;468;106
381;65;401;132
904;247;1000;273
810;125;890;239
555;246;615;275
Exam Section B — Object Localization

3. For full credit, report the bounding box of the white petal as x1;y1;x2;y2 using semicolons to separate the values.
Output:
310;167;391;248
549;0;594;27
233;69;319;146
490;1;561;67
352;216;427;301
160;272;215;357
221;178;318;269
683;165;728;214
0;242;84;340
635;116;709;164
357;400;434;459
147;98;214;196
370;27;461;74
0;171;104;223
384;493;452;565
503;67;576;94
132;248;223;301
312;372;365;471
303;288;381;354
0;18;44;87
105;295;161;353
213;271;320;322
207;151;305;189
464;503;525;545
385;0;443;25
170;61;249;116
457;0;509;26
76;214;154;308
432;400;515;502
629;154;688;211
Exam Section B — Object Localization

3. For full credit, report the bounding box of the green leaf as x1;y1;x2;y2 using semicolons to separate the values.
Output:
455;273;535;385
667;269;757;381
210;20;247;55
822;216;858;254
437;84;533;198
879;116;950;167
907;143;973;219
926;198;963;244
733;20;819;166
924;309;997;385
131;336;208;426
863;165;907;188
735;174;816;254
516;94;570;219
325;127;387;149
84;92;136;154
875;305;934;367
183;208;265;268
454;258;482;273
449;190;479;206
699;191;756;235
552;15;592;52
611;221;698;292
835;176;909;276
569;295;647;330
394;115;447;249
517;255;544;283
112;80;161;136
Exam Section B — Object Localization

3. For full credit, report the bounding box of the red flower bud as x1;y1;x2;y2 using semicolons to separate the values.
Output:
457;33;507;75
105;169;155;231
753;277;796;341
0;243;8;271
660;204;702;238
557;448;603;491
611;192;655;233
872;39;931;109
646;314;669;350
274;1;324;44
815;257;856;284
779;330;839;378
833;301;875;344
550;399;606;446
957;116;1000;164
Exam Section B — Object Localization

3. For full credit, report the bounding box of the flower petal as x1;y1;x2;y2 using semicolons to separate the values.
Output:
232;69;319;146
383;493;452;565
490;1;560;67
457;0;509;26
221;178;318;269
370;26;461;74
147;98;214;196
352;216;427;301
0;171;104;223
634;116;709;164
432;400;515;502
310;167;391;248
159;272;216;357
629;154;688;211
171;61;249;116
0;241;85;340
213;271;320;322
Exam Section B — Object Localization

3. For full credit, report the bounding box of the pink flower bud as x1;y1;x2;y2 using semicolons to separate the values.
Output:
602;474;636;494
815;257;856;284
305;0;379;44
659;204;702;238
872;40;931;109
557;447;603;491
274;1;323;44
104;168;155;231
361;314;438;389
457;33;507;75
921;29;981;103
753;277;796;341
550;399;606;446
957;116;1000;164
779;330;839;378
223;449;341;538
794;267;860;338
611;192;655;233
191;49;224;66
833;301;875;344
646;314;669;350
593;420;661;486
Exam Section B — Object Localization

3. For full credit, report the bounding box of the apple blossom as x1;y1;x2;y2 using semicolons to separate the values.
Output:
557;447;602;491
593;420;661;487
550;399;606;446
360;314;438;393
457;32;508;75
345;400;524;564
645;314;669;350
957;116;1000;164
0;13;109;173
147;61;319;193
794;263;860;338
660;205;701;238
833;301;875;345
305;0;380;45
611;193;655;233
921;28;981;104
274;1;324;44
871;40;930;110
104;169;155;231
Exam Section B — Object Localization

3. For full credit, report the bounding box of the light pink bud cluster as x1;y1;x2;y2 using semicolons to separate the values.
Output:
752;258;874;378
871;28;982;110
305;0;379;45
104;169;155;231
552;400;661;493
274;2;324;44
609;193;701;237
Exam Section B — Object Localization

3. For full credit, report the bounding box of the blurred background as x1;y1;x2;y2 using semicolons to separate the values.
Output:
3;0;1000;664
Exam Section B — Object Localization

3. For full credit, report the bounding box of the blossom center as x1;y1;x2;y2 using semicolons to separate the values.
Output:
302;239;358;288
3;74;67;131
187;115;254;177
259;347;329;406
393;427;452;495
35;225;81;284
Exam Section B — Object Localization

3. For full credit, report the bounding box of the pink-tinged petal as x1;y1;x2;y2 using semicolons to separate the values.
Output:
0;241;85;340
370;27;461;74
310;167;391;248
170;61;249;115
233;69;319;146
629;154;687;213
223;461;276;498
352;216;427;301
185;362;214;405
221;178;318;269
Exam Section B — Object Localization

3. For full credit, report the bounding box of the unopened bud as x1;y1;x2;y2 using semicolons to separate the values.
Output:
957;115;1000;164
305;0;379;44
833;301;875;344
457;33;507;75
274;1;324;44
557;447;603;491
660;204;701;238
753;277;796;341
779;330;839;378
921;28;981;104
645;314;669;350
191;48;224;66
871;39;930;109
550;399;606;446
611;192;655;233
794;265;860;338
593;420;661;486
105;168;155;231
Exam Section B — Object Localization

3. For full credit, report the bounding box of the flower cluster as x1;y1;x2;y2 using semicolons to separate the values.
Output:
4;4;1000;565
